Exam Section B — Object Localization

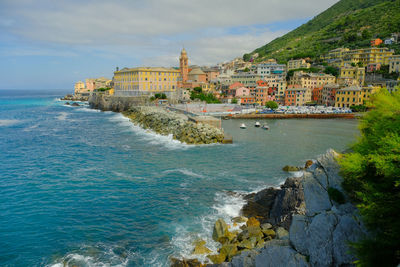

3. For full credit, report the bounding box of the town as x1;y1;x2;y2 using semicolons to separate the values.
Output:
70;35;400;115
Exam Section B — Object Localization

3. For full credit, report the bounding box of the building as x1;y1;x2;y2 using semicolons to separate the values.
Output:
289;71;336;90
284;87;312;106
235;87;251;98
231;73;262;90
335;86;363;108
367;63;381;72
238;96;256;105
113;67;180;97
388;55;400;73
287;59;311;70
264;76;287;103
180;48;189;83
74;81;87;96
254;80;275;106
321;47;394;67
312;87;323;103
256;62;286;79
321;84;340;106
86;77;111;92
338;65;365;86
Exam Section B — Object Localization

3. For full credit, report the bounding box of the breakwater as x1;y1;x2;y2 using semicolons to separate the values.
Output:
123;106;225;145
89;94;149;112
175;149;367;266
230;113;356;119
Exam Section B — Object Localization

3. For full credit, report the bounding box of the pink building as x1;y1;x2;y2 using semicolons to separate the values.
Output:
235;87;251;97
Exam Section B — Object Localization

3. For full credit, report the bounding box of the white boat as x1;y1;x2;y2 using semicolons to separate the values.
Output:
240;123;247;129
262;125;270;130
254;121;261;127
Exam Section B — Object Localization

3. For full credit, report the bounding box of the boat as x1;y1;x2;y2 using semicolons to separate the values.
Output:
254;121;261;127
262;125;270;130
240;123;247;129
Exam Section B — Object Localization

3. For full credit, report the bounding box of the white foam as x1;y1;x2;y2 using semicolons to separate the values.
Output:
56;112;69;121
77;107;101;113
290;171;304;178
108;113;191;150
0;119;20;126
171;190;247;264
163;168;205;179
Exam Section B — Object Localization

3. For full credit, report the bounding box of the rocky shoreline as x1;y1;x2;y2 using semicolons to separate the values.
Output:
123;106;225;145
172;149;367;267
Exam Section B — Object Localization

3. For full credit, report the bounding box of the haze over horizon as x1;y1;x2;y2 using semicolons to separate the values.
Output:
0;0;339;90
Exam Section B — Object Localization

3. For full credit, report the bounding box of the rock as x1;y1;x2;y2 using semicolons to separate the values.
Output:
304;160;313;169
246;217;260;227
276;227;289;240
289;214;309;255
313;167;328;189
232;216;248;223
170;257;205;267
71;102;80;107
262;229;276;238
65;102;70;105
238;238;257;249
261;223;272;230
255;245;309;267
230;250;259;267
269;177;305;229
317;149;342;190
207;253;227;264
332;214;366;266
212;218;229;242
302;172;331;216
242;188;278;222
282;165;301;172
192;239;212;255
220;244;239;261
306;211;338;266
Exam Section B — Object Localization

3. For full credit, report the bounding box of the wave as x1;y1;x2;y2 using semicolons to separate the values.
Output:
108;113;191;150
56;112;69;121
0;119;21;127
47;244;134;267
162;168;205;179
170;190;247;264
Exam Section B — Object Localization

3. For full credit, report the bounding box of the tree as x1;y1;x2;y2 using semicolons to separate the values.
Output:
324;66;339;77
243;53;251;62
265;101;278;110
193;87;202;93
243;67;250;72
231;98;238;104
338;91;400;267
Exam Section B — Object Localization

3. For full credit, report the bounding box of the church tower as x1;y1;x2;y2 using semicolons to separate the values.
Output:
179;48;188;83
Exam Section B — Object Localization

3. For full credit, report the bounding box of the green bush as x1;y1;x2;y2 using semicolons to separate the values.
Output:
231;98;238;104
338;91;400;267
327;187;346;204
350;105;367;112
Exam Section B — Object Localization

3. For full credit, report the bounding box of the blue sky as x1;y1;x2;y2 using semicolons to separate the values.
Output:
0;0;338;90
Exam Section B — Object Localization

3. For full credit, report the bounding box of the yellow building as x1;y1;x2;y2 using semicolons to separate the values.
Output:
335;86;363;108
338;65;365;86
74;81;86;95
113;67;180;97
322;47;394;67
388;55;400;73
361;85;380;103
289;71;336;89
287;59;311;70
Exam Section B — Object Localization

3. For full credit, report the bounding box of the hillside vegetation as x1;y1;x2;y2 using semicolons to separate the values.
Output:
244;0;400;63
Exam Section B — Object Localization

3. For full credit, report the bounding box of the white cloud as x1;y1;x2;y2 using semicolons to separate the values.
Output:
0;0;339;66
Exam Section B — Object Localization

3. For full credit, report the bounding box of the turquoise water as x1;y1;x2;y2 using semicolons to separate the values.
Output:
0;90;359;266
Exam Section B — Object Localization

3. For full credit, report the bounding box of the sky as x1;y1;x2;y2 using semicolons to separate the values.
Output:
0;0;339;90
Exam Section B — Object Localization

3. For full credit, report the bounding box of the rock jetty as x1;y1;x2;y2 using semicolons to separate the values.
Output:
172;149;367;267
124;106;225;145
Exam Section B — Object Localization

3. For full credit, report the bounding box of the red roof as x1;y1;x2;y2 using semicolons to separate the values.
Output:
229;82;244;90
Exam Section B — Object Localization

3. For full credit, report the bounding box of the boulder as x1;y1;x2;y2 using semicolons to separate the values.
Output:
304;160;314;169
260;223;272;231
212;218;229;242
246;217;260;227
170;257;205;267
289;215;309;255
276;227;289;240
220;244;239;261
302;172;332;216
207;253;227;264
262;229;276;238
255;245;309;267
282;165;301;172
192;239;212;255
229;250;259;267
317;149;342;190
232;216;248;224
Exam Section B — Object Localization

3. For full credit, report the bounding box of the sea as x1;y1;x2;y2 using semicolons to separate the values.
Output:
0;90;359;267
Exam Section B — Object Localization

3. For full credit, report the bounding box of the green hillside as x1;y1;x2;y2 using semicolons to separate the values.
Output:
245;0;400;63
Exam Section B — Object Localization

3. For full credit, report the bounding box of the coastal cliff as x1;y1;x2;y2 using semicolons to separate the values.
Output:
123;106;225;145
89;94;149;112
173;149;367;267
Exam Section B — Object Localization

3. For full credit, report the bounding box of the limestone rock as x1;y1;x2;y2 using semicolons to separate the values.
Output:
192;239;212;255
232;216;248;223
282;165;301;172
289;214;309;255
276;227;289;240
317;149;342;190
207;253;227;264
302;172;332;216
255;244;309;267
246;217;260;227
260;223;272;231
213;218;229;242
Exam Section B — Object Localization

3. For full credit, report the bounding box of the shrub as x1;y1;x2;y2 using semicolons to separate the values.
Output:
327;187;346;204
338;91;400;266
265;101;278;110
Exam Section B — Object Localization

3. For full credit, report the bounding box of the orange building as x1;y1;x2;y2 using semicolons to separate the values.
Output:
312;87;323;103
285;87;312;106
371;38;383;47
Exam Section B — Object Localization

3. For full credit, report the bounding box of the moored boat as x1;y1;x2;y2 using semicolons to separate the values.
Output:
262;125;270;130
255;121;261;127
240;123;247;129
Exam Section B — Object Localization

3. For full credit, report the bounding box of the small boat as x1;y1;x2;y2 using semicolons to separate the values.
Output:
262;125;270;130
254;121;261;127
240;123;247;129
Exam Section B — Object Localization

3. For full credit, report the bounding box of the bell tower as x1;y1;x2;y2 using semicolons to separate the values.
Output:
179;48;188;83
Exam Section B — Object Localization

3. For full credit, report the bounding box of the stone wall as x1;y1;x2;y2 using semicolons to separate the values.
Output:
88;94;149;112
124;106;225;145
